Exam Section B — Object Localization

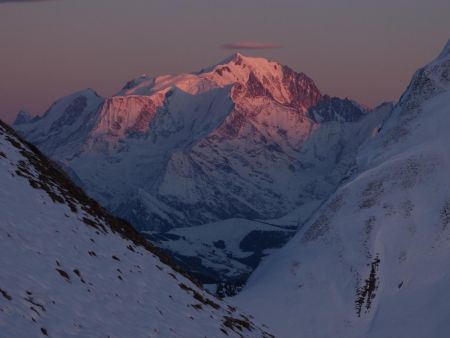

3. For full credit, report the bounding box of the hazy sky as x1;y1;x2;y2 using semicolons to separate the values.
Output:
0;0;449;123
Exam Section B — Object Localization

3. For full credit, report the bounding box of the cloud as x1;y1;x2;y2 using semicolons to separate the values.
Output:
221;41;282;50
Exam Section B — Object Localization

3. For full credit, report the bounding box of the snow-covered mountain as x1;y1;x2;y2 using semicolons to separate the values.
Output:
0;120;273;337
234;39;450;338
13;53;387;291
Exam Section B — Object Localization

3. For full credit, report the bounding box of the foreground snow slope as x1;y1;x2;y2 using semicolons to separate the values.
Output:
0;121;272;338
234;39;450;338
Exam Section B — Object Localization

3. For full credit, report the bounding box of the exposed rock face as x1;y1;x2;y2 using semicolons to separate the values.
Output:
93;96;159;137
308;96;366;123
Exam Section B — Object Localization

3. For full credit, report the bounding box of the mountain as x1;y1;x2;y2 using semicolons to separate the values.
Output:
13;110;33;125
14;53;371;230
13;53;385;290
0;120;273;337
233;39;450;338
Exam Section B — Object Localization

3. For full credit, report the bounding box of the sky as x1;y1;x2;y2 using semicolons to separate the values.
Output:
0;0;449;123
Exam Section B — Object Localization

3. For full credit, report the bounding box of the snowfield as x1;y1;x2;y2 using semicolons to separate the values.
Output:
0;121;273;338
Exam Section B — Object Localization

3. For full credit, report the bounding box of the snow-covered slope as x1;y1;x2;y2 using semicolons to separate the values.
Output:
146;196;333;295
234;39;450;338
0;121;273;338
14;53;372;232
